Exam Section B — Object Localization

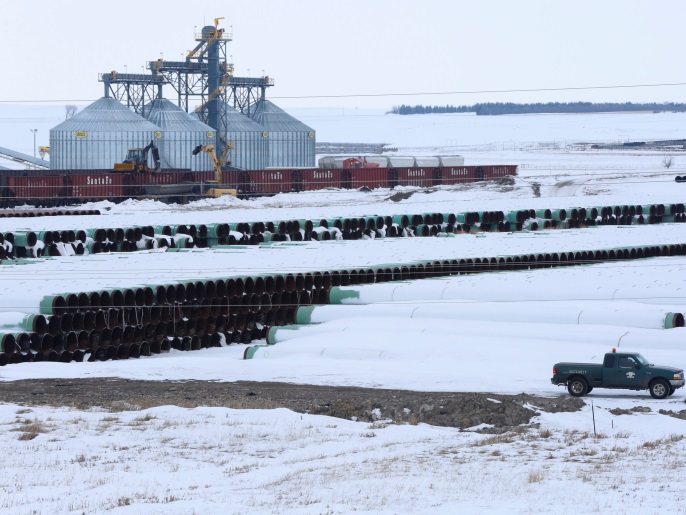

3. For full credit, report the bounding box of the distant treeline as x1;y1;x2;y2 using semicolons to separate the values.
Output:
389;102;686;116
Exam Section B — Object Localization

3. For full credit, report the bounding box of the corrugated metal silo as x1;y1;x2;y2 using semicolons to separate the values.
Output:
221;104;269;170
248;100;315;167
145;98;214;171
49;97;162;170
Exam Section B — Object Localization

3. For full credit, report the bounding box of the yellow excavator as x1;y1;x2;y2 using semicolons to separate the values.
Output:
192;143;237;197
114;141;161;173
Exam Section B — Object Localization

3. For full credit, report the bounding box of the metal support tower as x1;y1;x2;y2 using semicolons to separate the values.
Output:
150;19;274;153
99;71;165;116
99;18;274;156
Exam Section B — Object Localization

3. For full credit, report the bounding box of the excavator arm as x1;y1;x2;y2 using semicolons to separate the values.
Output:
192;144;237;197
149;144;161;172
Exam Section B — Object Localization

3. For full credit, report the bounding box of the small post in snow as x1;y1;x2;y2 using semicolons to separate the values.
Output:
591;401;597;437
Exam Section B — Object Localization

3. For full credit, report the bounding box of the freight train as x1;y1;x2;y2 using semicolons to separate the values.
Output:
0;161;518;207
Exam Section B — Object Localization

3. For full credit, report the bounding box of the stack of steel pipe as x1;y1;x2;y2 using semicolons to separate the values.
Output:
2;236;686;365
4;201;686;263
0;269;325;365
0;209;100;218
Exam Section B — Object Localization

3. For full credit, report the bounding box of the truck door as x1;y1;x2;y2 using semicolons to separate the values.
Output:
607;355;643;388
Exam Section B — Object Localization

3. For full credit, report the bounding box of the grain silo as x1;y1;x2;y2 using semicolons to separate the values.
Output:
248;100;315;167
49;97;162;170
145;98;214;171
221;104;269;170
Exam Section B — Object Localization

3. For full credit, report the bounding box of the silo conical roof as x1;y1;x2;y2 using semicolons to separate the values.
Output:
248;100;314;132
145;98;214;132
51;97;161;133
223;104;269;132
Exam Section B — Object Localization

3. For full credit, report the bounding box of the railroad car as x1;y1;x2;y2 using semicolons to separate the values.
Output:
0;164;517;207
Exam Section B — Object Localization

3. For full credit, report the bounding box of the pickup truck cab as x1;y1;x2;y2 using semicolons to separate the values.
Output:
551;350;684;399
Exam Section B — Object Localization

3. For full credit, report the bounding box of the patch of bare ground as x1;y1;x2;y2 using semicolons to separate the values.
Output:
0;378;583;431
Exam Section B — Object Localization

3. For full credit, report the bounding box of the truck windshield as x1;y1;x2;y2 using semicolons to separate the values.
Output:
634;354;648;366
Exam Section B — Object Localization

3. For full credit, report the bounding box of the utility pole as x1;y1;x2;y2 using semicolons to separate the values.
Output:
30;129;37;158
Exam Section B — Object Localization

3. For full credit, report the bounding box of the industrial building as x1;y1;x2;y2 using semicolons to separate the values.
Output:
49;97;162;170
47;19;314;171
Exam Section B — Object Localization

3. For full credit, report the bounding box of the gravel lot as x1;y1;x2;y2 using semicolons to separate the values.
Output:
0;378;584;432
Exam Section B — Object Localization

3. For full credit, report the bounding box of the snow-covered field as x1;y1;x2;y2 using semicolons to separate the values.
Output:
1;110;686;513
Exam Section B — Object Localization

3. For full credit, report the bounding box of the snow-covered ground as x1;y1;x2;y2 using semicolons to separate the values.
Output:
1;110;686;513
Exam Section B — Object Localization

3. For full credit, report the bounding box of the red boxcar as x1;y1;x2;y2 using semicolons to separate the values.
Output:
8;175;64;199
440;166;477;185
482;165;518;179
345;167;389;189
297;168;343;191
69;173;125;200
242;169;294;195
393;167;434;188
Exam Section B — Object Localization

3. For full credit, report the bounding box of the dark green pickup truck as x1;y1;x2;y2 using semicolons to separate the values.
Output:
552;350;684;399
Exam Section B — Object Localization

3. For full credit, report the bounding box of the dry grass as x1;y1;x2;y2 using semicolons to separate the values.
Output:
11;418;49;441
471;433;517;446
17;432;39;441
641;434;684;450
527;469;545;483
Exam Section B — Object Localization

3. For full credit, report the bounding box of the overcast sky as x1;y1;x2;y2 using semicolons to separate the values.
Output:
1;0;686;109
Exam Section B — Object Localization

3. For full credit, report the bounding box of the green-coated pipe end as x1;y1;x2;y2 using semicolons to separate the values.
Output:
267;325;308;344
295;305;317;325
13;232;38;247
265;327;277;345
243;345;263;360
39;295;66;315
328;287;360;305
22;314;46;333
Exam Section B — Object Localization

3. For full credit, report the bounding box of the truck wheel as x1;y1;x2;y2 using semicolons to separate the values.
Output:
668;386;676;396
649;379;670;399
567;377;588;397
587;386;593;393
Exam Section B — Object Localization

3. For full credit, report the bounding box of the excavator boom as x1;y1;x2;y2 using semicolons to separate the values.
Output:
192;144;237;197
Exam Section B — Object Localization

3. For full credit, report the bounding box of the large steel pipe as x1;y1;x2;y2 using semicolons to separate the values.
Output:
0;313;47;334
297;300;684;331
262;317;686;355
329;270;686;306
